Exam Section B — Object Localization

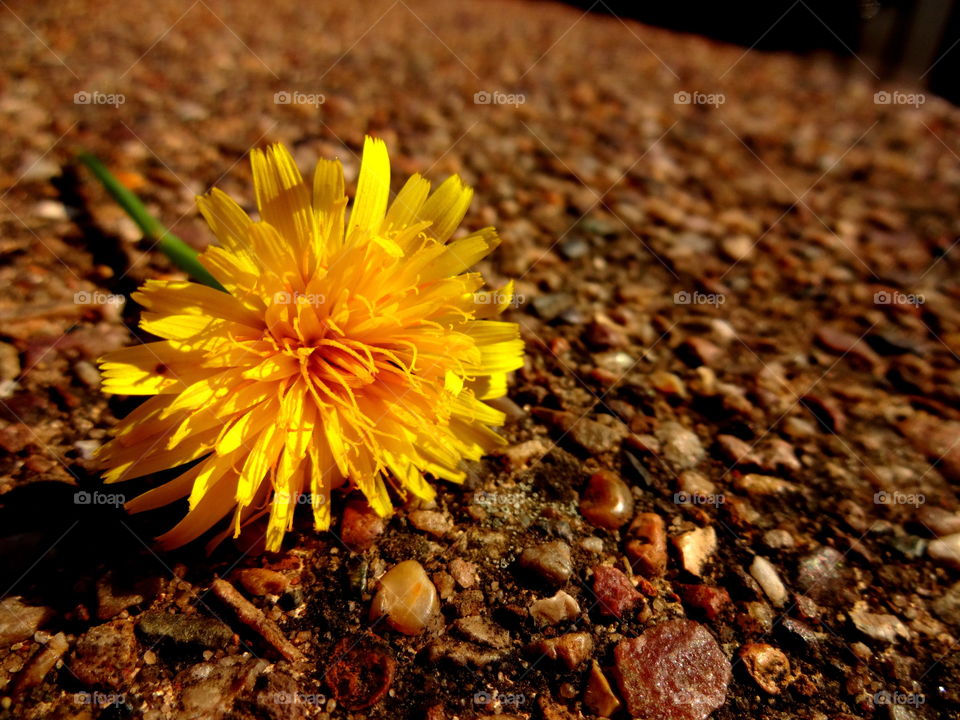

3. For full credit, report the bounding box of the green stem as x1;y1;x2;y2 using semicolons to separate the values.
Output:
77;152;226;292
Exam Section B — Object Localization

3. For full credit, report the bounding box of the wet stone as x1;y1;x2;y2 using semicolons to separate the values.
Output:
579;470;634;530
626;513;668;578
614;619;731;720
370;560;439;635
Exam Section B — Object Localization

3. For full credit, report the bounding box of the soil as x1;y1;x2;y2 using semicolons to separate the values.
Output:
1;1;959;719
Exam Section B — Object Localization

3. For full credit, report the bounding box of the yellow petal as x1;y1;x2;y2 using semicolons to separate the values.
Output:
348;136;390;236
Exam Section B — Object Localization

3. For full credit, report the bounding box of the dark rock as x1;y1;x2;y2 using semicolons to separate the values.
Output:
614;619;731;720
70;619;138;689
136;610;234;651
796;546;848;604
175;656;267;720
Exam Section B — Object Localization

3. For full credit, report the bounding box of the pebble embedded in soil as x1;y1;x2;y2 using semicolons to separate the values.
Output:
849;603;910;644
0;596;52;646
70;620;139;689
626;512;668;578
614;619;731;720
657;422;706;470
738;643;792;695
750;555;788;607
232;568;289;596
529;590;581;626
592;565;644;619
927;533;960;570
370;560;440;635
530;631;594;671
579;470;635;530
673;525;717;577
584;661;622;718
518;540;573;586
136;610;234;651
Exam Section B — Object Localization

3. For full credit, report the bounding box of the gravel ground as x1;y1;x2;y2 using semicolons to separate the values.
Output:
2;1;960;719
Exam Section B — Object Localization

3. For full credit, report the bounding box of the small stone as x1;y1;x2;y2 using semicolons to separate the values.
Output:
518;541;573;586
370;560;439;635
408;509;453;538
738;643;791;694
592;565;644;619
569;415;628;455
448;558;479;588
614;620;731;720
175;657;267;720
232;568;290;596
762;529;795;550
657;422;705;470
71;620;138;689
425;639;506;668
735;473;795;496
928;533;960;570
796;546;848;602
673;526;717;577
673;584;731;621
678;470;716;497
626;513;668;578
33;199;68;221
849;603;910;644
715;434;760;467
559;238;590;259
325;634;396;711
580;470;634;530
136;610;234;650
0;596;52;646
531;631;594;670
650;371;687;397
340;499;385;551
750;556;788;607
916;506;960;537
720;235;754;262
584;661;622;717
0;343;21;382
676;337;722;368
529;590;580;627
531;292;575;322
932;581;960;625
452;616;510;649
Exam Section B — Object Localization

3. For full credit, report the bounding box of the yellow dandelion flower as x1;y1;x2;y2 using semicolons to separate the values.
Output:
96;137;524;552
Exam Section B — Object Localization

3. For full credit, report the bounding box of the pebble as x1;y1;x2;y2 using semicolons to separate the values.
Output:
916;506;960;537
518;541;573;586
530;631;594;670
673;526;717;577
592;565;644;620
32;199;68;221
796;546;847;602
734;473;796;496
898;414;960;482
583;661;622;718
614;619;731;720
750;556;788;607
136;610;234;651
657;422;705;470
720;234;755;262
678;470;716;497
849;603;910;644
0;596;52;646
569;415;628;455
325;634;396;710
340;499;386;551
529;590;580;626
762;528;795;550
425;639;506;669
531;292;575;322
409;509;453;537
452;616;511;649
738;643;791;694
9;632;69;695
715;434;760;467
70;620;139;689
448;558;479;588
175;656;267;720
676;337;722;368
673;583;731;621
232;568;289;596
927;533;960;569
579;470;634;530
370;560;439;635
931;581;960;626
626;513;668;578
0;343;21;382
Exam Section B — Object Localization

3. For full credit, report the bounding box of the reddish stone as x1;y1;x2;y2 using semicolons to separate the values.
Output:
340;499;385;551
614;620;731;720
325;634;396;710
625;513;667;578
674;583;731;621
592;565;643;619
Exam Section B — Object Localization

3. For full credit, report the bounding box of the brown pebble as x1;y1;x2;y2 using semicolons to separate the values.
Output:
370;560;439;634
340;498;385;551
580;470;635;530
626;513;667;578
325;633;396;710
232;568;289;596
738;643;792;694
10;632;69;695
592;565;644;619
518;541;573;586
530;631;594;670
584;661;622;717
